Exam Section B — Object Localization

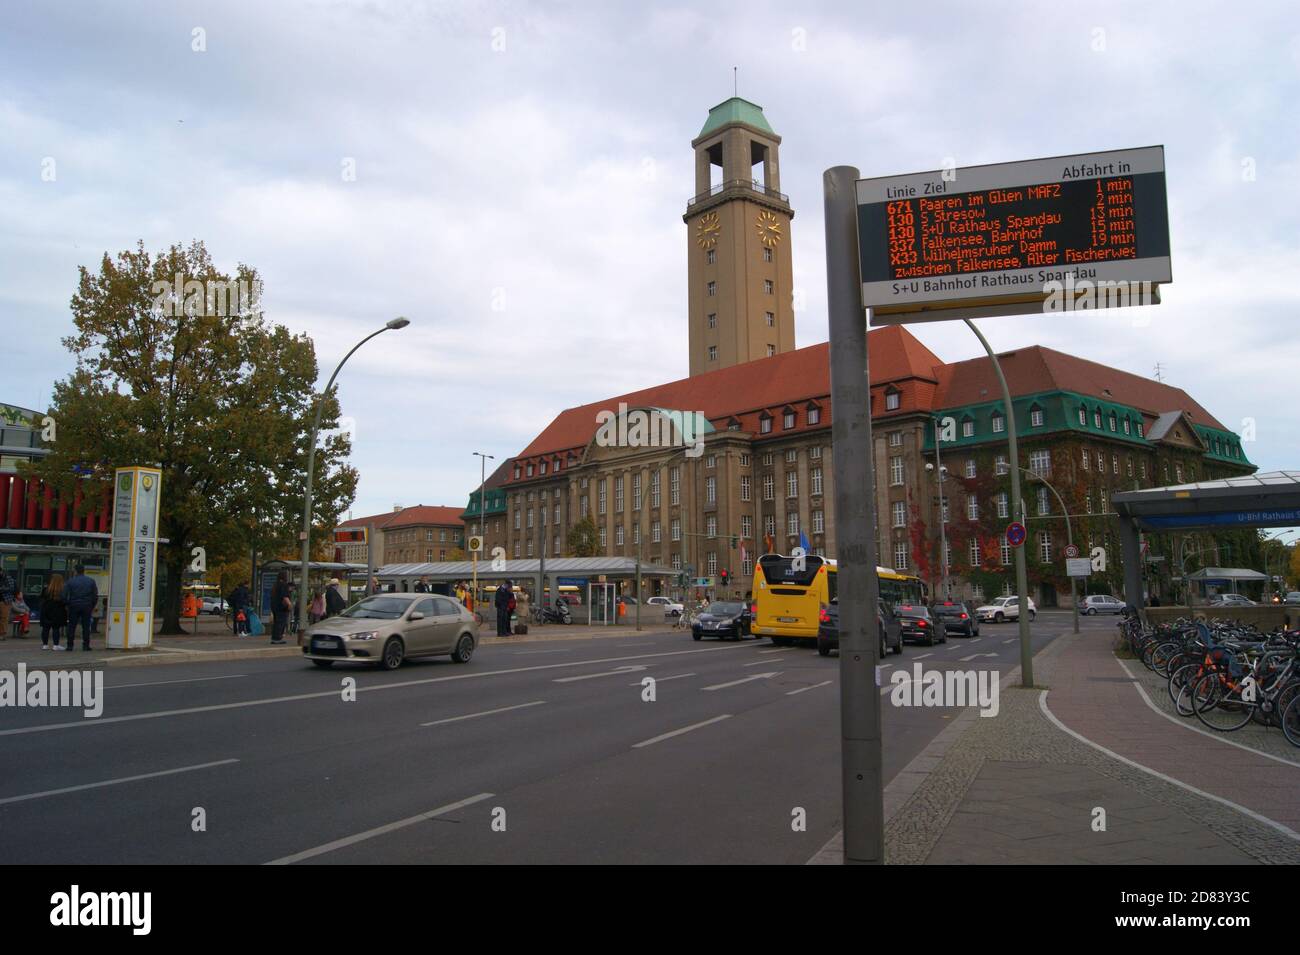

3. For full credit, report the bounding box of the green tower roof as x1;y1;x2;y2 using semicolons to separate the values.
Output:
698;97;774;138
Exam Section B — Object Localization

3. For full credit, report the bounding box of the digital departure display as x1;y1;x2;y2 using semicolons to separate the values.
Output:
856;147;1171;324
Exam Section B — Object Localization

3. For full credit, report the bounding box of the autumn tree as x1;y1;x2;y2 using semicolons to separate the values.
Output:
27;240;357;633
567;517;598;557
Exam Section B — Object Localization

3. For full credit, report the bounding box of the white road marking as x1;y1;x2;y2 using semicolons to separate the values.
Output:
959;653;999;662
0;643;751;737
702;672;781;691
1003;638;1017;644
914;653;933;660
107;674;248;689
1038;691;1300;842
420;700;546;727
742;659;774;667
0;759;238;806
513;649;572;655
632;715;732;748
554;665;648;683
626;672;696;686
759;647;797;654
266;792;496;864
786;680;833;696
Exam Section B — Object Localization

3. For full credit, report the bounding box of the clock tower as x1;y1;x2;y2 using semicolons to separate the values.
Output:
684;97;796;376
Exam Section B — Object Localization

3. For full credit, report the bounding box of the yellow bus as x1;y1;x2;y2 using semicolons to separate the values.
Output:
751;554;924;645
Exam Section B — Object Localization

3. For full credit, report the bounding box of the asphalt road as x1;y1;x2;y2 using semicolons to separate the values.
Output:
0;612;1087;864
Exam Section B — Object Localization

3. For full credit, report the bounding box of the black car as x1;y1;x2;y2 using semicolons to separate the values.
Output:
691;601;753;641
930;600;979;637
896;604;944;645
816;600;903;657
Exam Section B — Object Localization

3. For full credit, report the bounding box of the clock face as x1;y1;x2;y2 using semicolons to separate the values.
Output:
696;211;721;249
755;210;782;247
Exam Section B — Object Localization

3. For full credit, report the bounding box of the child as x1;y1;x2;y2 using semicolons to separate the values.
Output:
11;592;30;638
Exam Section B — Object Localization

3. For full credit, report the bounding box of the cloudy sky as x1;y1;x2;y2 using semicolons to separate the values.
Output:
3;0;1298;523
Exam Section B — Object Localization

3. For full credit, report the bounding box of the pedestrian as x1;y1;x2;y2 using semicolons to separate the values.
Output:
308;589;325;624
270;571;291;644
414;576;431;594
0;567;12;641
324;578;346;618
39;574;67;651
229;580;250;635
495;580;513;636
63;563;98;651
11;590;31;638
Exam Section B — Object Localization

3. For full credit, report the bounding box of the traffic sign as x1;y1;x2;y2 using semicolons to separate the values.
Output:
1066;558;1092;578
467;535;484;553
1064;543;1079;559
1006;522;1027;547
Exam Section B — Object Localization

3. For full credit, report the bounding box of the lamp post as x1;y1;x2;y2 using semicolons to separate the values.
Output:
925;458;949;601
298;317;410;638
1021;467;1078;635
472;451;494;623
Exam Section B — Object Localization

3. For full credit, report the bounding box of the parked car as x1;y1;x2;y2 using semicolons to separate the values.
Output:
1080;594;1125;615
200;597;225;615
930;600;979;636
647;595;684;618
1207;593;1256;607
302;593;477;670
1285;592;1300;606
896;604;943;645
816;599;903;657
690;601;753;641
975;596;1037;623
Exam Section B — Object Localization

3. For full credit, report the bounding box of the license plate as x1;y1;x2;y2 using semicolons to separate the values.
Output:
314;639;338;648
779;616;798;623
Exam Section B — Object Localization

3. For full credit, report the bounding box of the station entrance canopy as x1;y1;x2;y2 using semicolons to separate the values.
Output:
1112;471;1300;608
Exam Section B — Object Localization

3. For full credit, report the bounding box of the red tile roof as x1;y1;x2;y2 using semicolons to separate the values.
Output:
342;506;465;529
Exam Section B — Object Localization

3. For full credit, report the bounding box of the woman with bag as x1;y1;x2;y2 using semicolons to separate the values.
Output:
270;571;291;645
39;576;67;649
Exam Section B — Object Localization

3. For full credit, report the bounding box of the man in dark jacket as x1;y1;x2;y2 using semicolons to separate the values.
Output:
324;578;347;618
270;572;291;644
64;564;98;651
495;581;513;636
229;582;250;635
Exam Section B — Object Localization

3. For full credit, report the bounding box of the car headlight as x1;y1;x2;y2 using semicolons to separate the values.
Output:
347;631;378;641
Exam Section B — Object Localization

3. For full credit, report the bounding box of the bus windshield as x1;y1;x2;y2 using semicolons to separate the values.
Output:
757;554;823;588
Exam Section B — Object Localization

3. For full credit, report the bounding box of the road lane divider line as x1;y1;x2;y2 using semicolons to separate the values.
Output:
265;792;496;865
914;653;933;660
0;759;238;806
554;665;649;683
106;674;249;689
758;647;796;654
626;672;696;686
632;715;732;748
1003;638;1017;644
786;680;833;696
420;701;546;727
512;649;573;655
0;643;752;737
702;672;781;691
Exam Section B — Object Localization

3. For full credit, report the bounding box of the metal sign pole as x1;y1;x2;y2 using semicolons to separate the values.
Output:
825;165;884;865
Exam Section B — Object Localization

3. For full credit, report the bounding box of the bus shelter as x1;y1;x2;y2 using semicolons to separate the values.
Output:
1113;471;1300;611
258;560;368;617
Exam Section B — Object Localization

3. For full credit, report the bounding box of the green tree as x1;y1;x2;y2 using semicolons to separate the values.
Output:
26;240;357;634
566;517;599;557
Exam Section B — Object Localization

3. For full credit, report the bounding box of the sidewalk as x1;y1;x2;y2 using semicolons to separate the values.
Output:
814;626;1300;864
0;617;671;670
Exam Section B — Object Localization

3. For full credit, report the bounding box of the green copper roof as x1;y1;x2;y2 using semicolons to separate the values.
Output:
698;97;774;137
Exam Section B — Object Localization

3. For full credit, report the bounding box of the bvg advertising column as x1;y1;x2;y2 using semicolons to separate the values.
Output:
108;466;162;649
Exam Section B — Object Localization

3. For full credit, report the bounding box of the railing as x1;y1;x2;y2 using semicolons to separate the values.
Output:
687;178;788;207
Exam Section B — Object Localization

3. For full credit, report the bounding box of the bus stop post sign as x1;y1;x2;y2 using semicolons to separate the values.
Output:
856;146;1170;324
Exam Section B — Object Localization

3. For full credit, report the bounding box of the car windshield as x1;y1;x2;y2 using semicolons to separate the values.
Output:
708;602;743;615
339;596;409;620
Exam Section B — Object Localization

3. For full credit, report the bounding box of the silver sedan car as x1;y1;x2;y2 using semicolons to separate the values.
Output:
302;593;478;670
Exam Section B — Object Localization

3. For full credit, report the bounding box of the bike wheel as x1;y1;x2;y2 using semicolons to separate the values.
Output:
1191;672;1255;732
1149;641;1179;677
1168;662;1200;716
1281;692;1300;747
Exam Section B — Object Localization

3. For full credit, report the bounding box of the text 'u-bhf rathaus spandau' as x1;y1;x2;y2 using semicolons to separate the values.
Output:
460;97;1256;608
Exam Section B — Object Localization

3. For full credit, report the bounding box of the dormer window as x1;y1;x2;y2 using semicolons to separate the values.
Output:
783;407;796;429
961;418;974;438
1029;406;1043;427
884;388;901;412
992;412;1005;434
759;414;773;434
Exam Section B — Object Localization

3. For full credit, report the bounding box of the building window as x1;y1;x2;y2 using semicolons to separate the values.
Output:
598;527;607;549
1078;408;1086;426
651;471;661;508
705;454;717;469
668;468;679;506
706;515;717;539
1108;413;1117;431
812;510;824;534
962;419;974;438
964;459;976;479
764;514;775;539
1085;489;1093;514
707;346;717;361
783;471;796;498
598;482;607;514
1126;456;1134;477
889;431;902;447
765;311;775;327
1093;410;1102;428
526;463;534;477
1000;540;1012;565
1123;418;1131;435
783;411;795;429
707;552;718;575
513;541;521;558
763;247;773;263
672;553;682;571
1039;531;1052;562
1082;448;1090;470
633;474;642;510
736;474;750;501
1037;487;1049;516
671;518;681;541
615;476;625;512
969;537;981;566
554;534;561;553
707;313;716;328
705;476;717;503
995;455;1008;476
889;456;904;486
707;281;716;297
741;515;753;538
762;474;774;500
766;344;775;357
514;509;521;530
1096;452;1104;472
892;501;907;527
811;467;823;496
1112;454;1119;475
784;448;797;464
971;582;985;601
760;415;772;433
706;249;716;265
764;279;774;294
992;413;1005;433
893;542;909;570
742;553;753;575
996;492;1008;518
787;512;800;536
762;452;773;466
1029;450;1051;477
1030;408;1044;427
885;389;901;411
615;526;624;547
966;496;979;520
652;521;661;543
810;445;822;460
1141;460;1147;480
941;498;950;522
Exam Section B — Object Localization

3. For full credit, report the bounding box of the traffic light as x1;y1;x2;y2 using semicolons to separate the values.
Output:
730;537;738;549
720;569;729;584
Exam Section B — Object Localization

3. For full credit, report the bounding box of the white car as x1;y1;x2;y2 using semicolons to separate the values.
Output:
200;597;225;614
975;596;1037;623
1080;594;1125;615
647;595;685;618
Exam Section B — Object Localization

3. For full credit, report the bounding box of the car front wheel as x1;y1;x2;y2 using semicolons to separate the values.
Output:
380;637;405;670
451;633;474;663
994;612;1004;623
1029;611;1036;622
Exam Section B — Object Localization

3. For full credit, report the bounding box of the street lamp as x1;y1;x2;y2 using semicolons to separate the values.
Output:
297;317;410;639
471;452;494;624
925;460;949;600
1020;466;1078;635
